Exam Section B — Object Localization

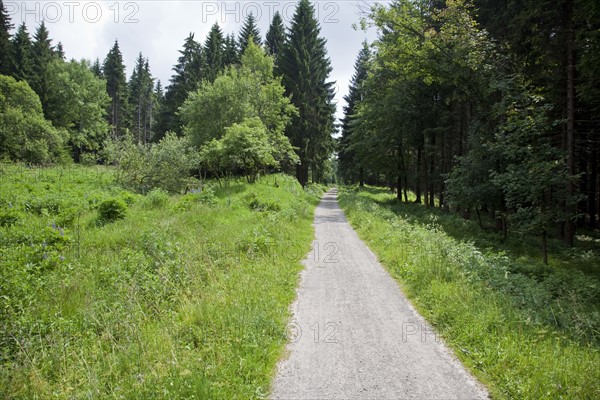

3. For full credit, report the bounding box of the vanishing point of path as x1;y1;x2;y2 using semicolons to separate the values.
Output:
270;189;489;399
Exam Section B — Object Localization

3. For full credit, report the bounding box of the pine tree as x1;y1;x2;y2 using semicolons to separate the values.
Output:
55;42;65;60
238;13;262;54
265;11;285;58
223;33;239;66
203;23;224;82
31;22;56;114
155;33;202;139
339;42;371;185
103;40;129;137
90;57;102;78
11;23;33;82
0;0;13;75
129;53;156;144
280;0;336;185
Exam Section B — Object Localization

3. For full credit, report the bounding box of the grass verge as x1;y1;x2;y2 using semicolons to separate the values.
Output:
0;164;323;399
338;186;600;400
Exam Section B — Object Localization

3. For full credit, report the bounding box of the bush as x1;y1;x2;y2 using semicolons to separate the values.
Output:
142;188;170;209
97;197;127;225
246;192;281;212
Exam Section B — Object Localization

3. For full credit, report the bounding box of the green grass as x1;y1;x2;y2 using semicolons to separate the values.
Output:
338;186;600;400
0;164;324;399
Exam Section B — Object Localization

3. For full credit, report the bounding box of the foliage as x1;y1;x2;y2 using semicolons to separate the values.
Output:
0;166;320;398
0;75;68;163
279;0;336;186
97;197;127;224
108;132;198;193
339;186;600;399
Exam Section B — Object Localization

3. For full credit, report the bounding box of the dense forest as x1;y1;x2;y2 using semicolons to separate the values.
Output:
0;0;335;186
338;0;600;263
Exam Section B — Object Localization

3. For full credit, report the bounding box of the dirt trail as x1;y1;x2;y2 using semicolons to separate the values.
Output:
270;189;489;399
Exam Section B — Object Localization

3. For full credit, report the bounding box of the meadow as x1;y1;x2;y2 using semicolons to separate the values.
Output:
0;164;323;399
338;186;600;399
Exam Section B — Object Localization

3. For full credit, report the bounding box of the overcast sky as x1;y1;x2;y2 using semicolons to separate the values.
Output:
6;0;384;122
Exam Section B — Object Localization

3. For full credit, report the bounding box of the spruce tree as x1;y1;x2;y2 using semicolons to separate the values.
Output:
55;42;65;60
129;53;155;144
91;58;102;78
103;40;129;137
0;0;13;75
265;11;285;58
203;23;224;82
280;0;336;185
11;23;33;82
223;33;239;66
31;22;56;114
238;13;262;54
155;33;202;139
339;42;371;185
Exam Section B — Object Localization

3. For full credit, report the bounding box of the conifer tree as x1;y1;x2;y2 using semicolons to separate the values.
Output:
31;22;56;114
0;0;13;75
279;0;336;185
11;23;33;82
338;42;371;185
265;11;285;59
129;53;155;144
90;58;102;78
223;33;239;66
155;33;202;139
103;40;129;137
238;13;262;54
203;23;224;82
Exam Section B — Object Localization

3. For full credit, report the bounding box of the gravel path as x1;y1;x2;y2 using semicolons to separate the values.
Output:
270;189;489;399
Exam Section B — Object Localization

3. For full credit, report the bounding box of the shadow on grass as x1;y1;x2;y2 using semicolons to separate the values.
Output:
356;186;600;278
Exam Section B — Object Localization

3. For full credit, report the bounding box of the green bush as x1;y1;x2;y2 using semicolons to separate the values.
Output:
246;192;281;212
97;197;127;225
0;209;22;226
142;188;170;209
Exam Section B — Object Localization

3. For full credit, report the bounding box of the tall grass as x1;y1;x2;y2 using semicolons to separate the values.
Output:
338;186;600;400
0;164;323;398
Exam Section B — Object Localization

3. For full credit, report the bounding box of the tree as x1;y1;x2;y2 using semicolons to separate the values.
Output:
0;74;68;163
238;13;262;54
203;23;224;82
156;33;202;138
182;41;298;174
11;23;33;82
30;22;56;114
129;53;156;144
338;41;371;185
223;33;239;66
265;11;285;58
0;0;13;75
279;0;336;186
45;59;110;158
103;40;129;137
90;57;102;78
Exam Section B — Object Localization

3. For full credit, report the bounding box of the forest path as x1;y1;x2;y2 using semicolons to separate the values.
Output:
270;188;489;399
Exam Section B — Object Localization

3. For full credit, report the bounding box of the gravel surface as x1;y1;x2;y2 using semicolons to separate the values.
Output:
270;189;490;400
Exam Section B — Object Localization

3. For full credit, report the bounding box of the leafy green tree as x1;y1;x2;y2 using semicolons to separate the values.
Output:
45;59;110;158
103;40;129;137
156;33;202;138
182;41;298;173
0;74;68;163
279;0;336;186
0;1;13;75
238;13;262;54
11;23;33;82
203;23;224;82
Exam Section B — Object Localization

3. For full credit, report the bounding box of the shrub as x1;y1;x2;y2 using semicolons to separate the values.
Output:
142;188;170;209
97;197;127;225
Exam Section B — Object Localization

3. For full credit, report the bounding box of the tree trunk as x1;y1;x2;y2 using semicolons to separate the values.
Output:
415;148;422;203
588;149;597;228
564;1;576;247
359;166;364;187
542;229;548;266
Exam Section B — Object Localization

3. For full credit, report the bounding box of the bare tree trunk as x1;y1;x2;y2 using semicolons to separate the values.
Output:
564;1;576;246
